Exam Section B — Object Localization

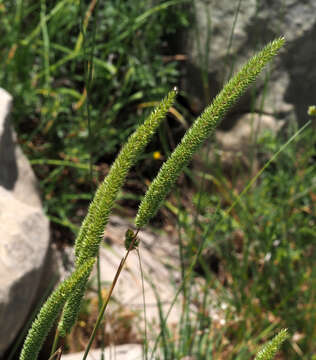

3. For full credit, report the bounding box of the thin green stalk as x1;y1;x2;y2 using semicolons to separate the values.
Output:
30;158;99;170
50;328;60;357
40;0;50;88
151;281;173;359
21;0;68;46
79;0;99;184
193;0;212;103
137;248;148;360
82;232;139;360
223;0;242;82
79;0;105;357
96;254;105;360
47;346;63;360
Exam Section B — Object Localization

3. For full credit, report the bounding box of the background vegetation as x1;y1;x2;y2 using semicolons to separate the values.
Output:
1;0;315;359
1;0;188;235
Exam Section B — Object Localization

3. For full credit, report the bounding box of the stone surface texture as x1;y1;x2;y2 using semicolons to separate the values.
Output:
0;88;42;208
182;0;316;125
97;215;181;336
0;88;50;356
61;344;142;360
193;113;285;189
216;113;284;168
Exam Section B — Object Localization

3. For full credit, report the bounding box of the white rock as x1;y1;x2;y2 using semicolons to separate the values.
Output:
61;344;142;360
182;0;316;124
0;88;51;355
194;113;284;183
0;187;50;354
0;87;42;208
215;113;284;154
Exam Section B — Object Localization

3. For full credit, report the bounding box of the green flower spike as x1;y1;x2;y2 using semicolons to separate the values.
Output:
255;329;289;360
135;37;285;228
19;258;95;360
58;88;177;336
75;87;177;263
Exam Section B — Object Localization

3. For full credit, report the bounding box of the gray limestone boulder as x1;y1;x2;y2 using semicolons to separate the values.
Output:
0;187;50;355
216;113;284;170
0;88;51;356
0;88;42;208
181;0;316;125
193;113;285;190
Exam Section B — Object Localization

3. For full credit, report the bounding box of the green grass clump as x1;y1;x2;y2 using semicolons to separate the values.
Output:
166;125;315;359
0;0;188;232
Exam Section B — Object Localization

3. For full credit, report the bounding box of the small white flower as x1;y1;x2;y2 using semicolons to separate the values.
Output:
264;252;272;262
273;239;280;247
